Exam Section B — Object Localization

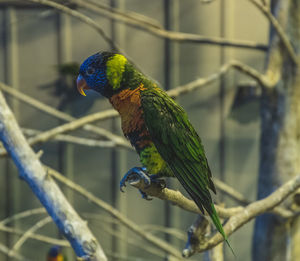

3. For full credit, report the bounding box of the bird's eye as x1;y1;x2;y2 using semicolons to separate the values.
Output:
86;67;95;76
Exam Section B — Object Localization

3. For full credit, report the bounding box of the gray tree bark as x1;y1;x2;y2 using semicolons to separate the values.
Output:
252;1;300;260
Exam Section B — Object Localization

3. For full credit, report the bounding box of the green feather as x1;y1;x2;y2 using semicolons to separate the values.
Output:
140;83;234;254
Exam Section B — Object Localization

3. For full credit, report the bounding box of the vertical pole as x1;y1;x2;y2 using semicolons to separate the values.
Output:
219;0;226;188
110;0;127;259
57;12;74;261
3;8;19;260
164;0;180;258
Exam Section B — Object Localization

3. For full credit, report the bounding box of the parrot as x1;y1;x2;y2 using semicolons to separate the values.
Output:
47;246;64;261
76;51;233;252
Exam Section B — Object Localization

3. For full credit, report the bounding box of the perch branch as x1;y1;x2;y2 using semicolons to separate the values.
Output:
0;91;107;261
0;82;131;150
71;0;267;51
46;166;183;260
129;176;296;219
248;0;299;65
195;175;300;253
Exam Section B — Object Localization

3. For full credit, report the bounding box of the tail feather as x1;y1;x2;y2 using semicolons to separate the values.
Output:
209;204;235;257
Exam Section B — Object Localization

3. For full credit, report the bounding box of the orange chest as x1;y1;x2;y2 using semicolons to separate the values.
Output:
109;86;145;134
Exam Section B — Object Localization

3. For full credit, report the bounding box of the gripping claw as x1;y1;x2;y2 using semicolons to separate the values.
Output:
119;167;150;193
119;167;166;200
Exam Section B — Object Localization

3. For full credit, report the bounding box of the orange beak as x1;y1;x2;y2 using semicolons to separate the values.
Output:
76;74;90;96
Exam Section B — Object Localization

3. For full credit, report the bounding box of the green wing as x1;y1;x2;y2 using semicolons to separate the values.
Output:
141;85;229;242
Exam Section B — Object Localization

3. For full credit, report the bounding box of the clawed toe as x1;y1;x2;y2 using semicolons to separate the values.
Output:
119;167;151;193
119;167;166;200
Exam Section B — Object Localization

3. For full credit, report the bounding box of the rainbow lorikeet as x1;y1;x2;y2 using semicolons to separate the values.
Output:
47;246;64;261
77;52;233;251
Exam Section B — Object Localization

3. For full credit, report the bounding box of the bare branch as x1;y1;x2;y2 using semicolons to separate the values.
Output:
0;208;46;225
24;0;120;51
214;178;293;218
195;175;300;253
128;176;296;219
248;0;299;65
23;128;116;148
228;60;276;88
47;166;183;260
0;91;107;261
182;215;209;258
0;82;131;150
9;217;52;255
213;178;250;205
70;0;267;51
83;0;162;29
0;224;69;246
0;243;30;261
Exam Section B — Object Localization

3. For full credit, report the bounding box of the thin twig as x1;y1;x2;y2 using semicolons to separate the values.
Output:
24;0;120;51
98;221;166;258
84;213;186;241
248;0;299;65
9;216;53;255
0;224;69;246
0;243;30;261
82;0;162;29
23;128;116;148
46;166;183;260
213;178;250;205
213;178;294;217
0;82;131;150
71;0;267;51
0;208;46;225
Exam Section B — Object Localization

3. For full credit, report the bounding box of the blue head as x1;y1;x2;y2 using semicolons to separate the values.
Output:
47;245;61;257
77;51;129;98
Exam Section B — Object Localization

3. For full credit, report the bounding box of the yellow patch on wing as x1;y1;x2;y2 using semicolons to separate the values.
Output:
106;54;127;90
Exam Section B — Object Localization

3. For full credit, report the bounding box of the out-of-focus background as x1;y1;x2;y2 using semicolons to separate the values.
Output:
0;0;268;260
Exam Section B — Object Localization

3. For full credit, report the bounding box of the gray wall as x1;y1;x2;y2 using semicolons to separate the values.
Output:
0;0;268;260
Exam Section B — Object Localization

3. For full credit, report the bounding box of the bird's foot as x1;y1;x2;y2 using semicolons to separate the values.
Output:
120;167;166;200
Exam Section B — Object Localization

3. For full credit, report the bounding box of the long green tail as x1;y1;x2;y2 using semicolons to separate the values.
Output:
210;204;236;257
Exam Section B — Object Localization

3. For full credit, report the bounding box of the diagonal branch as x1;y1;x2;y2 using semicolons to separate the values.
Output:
70;0;267;51
195;175;300;253
46;166;183;260
24;0;120;52
0;91;107;261
248;0;299;65
9;217;52;256
0;224;69;246
0;82;131;150
0;243;30;261
22;128;117;148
